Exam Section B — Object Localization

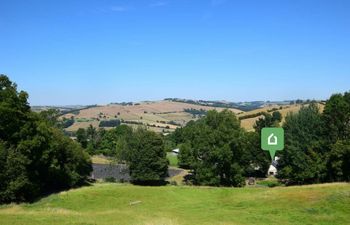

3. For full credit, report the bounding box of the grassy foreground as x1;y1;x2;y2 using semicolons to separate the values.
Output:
0;183;349;225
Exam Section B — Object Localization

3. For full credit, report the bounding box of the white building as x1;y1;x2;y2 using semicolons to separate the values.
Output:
172;148;180;154
267;156;279;176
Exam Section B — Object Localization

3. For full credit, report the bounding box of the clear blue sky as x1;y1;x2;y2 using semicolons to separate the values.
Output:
1;0;349;105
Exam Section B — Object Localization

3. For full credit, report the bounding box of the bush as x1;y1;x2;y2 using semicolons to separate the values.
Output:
104;177;116;183
62;118;74;128
99;119;121;128
257;180;283;188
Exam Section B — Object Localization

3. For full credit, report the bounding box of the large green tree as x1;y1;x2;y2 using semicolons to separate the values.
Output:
0;75;92;203
277;104;326;184
322;92;350;142
76;128;88;148
326;140;350;182
177;110;250;186
124;128;168;185
98;125;132;158
254;111;281;133
322;92;350;182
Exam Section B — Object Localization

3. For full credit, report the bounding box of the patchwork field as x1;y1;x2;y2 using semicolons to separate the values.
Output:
63;100;244;132
0;183;349;225
62;100;324;132
239;103;325;131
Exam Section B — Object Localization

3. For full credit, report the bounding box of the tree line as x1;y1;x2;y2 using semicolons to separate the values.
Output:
1;73;348;203
169;93;349;186
0;75;168;203
76;124;168;185
278;93;350;184
75;90;349;187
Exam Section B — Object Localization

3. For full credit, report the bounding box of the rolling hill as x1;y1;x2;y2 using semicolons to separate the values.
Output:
59;100;324;132
61;100;243;132
0;183;349;225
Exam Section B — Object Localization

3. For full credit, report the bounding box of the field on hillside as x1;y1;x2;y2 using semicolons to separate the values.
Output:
0;183;349;225
62;100;244;132
61;101;325;132
239;103;325;131
58;100;324;132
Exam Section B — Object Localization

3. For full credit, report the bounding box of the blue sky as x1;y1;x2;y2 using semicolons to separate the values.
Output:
1;0;349;105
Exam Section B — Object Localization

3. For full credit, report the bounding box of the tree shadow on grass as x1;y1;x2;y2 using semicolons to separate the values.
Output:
29;178;94;204
131;180;168;186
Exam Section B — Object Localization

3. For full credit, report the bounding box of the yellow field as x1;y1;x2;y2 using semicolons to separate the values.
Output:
62;101;324;132
62;101;243;132
239;103;325;131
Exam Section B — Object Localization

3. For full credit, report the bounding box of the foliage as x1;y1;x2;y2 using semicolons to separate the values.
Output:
99;119;121;128
98;125;132;158
177;142;193;169
123;128;168;185
184;108;207;117
61;118;74;128
256;179;283;188
104;177;116;183
276;93;350;185
239;111;264;120
253;112;281;133
277;104;326;184
76;128;88;148
322;92;350;142
175;110;262;186
326;140;350;182
166;152;179;167
0;75;92;203
172;91;350;186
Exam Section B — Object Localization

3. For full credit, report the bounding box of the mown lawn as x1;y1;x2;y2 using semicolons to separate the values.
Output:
0;183;349;225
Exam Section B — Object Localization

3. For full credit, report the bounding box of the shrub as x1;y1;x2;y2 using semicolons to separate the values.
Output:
104;177;116;183
99;119;121;128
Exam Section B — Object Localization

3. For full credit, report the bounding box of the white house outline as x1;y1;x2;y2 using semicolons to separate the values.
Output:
268;133;278;145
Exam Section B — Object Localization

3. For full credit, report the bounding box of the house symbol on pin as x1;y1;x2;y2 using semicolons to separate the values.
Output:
268;133;278;145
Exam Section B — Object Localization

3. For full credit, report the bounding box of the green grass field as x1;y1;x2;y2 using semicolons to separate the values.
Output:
0;183;349;225
167;152;179;167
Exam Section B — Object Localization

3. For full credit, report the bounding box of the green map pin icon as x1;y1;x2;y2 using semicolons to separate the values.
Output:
261;127;284;160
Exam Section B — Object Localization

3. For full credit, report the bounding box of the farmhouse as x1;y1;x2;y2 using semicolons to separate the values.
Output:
268;157;279;176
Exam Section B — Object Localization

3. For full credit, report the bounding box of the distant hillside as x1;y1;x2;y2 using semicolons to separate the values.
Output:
164;98;294;111
61;100;243;132
31;105;97;115
57;99;323;133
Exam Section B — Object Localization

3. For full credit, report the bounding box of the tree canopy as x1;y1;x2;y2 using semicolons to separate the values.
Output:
174;110;270;186
123;128;168;185
0;75;92;203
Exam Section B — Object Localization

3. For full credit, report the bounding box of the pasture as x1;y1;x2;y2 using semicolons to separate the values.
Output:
0;183;349;225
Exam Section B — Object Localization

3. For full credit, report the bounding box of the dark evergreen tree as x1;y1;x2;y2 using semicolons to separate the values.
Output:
322;92;350;142
277;104;325;184
326;140;350;182
125;128;168;185
76;128;88;148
